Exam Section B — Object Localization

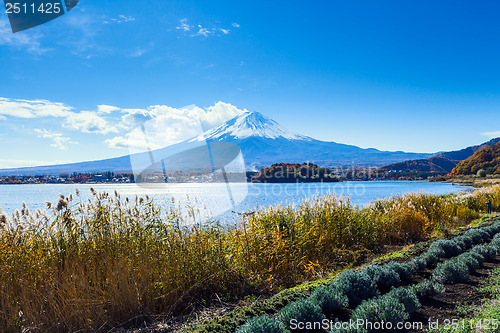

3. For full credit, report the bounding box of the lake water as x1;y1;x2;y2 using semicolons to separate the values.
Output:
0;181;470;223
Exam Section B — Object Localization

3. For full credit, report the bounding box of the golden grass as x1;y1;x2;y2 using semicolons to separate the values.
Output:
0;185;499;332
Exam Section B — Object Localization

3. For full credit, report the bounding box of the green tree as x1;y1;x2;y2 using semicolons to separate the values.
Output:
477;169;487;177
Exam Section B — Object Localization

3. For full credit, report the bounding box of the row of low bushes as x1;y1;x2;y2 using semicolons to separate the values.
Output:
236;221;500;333
1;186;500;332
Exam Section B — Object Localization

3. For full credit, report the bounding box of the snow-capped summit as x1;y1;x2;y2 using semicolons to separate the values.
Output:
193;111;312;142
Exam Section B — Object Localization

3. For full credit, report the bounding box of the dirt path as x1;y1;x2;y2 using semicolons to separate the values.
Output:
406;256;500;332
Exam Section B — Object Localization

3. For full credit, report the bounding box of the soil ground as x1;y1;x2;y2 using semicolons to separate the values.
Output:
406;256;500;333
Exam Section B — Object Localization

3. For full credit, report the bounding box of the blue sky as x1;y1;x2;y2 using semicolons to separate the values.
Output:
0;0;499;168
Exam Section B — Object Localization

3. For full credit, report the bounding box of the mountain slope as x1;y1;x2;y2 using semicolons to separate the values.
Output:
451;141;500;175
379;137;500;174
0;111;432;176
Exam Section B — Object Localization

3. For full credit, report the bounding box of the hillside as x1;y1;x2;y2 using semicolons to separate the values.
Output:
451;141;500;175
379;137;500;175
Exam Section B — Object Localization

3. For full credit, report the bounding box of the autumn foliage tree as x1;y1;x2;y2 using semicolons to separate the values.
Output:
452;141;500;175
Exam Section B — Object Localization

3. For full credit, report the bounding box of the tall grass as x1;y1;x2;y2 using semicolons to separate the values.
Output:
0;185;499;332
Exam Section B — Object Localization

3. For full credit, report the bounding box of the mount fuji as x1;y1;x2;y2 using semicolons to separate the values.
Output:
0;111;433;175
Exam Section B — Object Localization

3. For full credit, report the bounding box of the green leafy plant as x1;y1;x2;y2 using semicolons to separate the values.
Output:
385;262;414;281
363;265;401;291
410;280;445;299
309;285;348;314
453;235;474;251
428;239;462;258
276;299;325;332
236;315;287;333
471;244;496;259
351;295;408;332
420;251;439;267
331;270;378;308
432;257;470;284
385;287;421;314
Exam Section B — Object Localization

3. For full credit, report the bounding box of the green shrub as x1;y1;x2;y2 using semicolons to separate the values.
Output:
428;239;462;258
432;258;469;284
309;285;348;314
420;251;439;267
427;247;447;259
411;257;427;272
453;235;474;251
385;287;421;314
351;296;408;332
385;262;414;281
363;265;401;291
236;315;287;333
332;270;378;308
490;237;500;251
276;299;325;332
410;280;445;299
482;222;500;237
309;286;349;314
465;229;490;245
459;253;481;272
471;244;496;259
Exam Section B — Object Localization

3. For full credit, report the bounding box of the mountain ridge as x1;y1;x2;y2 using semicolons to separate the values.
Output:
451;141;500;175
379;137;500;174
0;111;433;176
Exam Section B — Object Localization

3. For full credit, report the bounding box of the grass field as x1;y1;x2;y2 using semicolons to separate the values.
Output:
1;185;499;332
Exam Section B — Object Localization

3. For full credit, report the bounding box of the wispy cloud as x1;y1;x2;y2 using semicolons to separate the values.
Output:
232;23;240;28
0;98;73;118
175;19;237;38
103;15;136;24
176;18;191;32
0;18;50;54
34;129;78;150
482;131;500;139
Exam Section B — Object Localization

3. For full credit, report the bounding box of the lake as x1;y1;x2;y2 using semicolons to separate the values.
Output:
0;181;470;223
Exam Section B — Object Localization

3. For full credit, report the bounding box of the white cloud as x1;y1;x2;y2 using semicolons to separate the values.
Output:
104;15;136;24
196;26;212;37
0;17;49;54
175;19;234;38
0;115;6;120
176;18;191;32
1;96;246;152
34;129;77;150
199;102;246;128
97;105;120;114
104;136;129;149
64;111;118;134
0;159;73;169
482;131;500;139
232;23;240;28
106;102;245;150
0;97;73;118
